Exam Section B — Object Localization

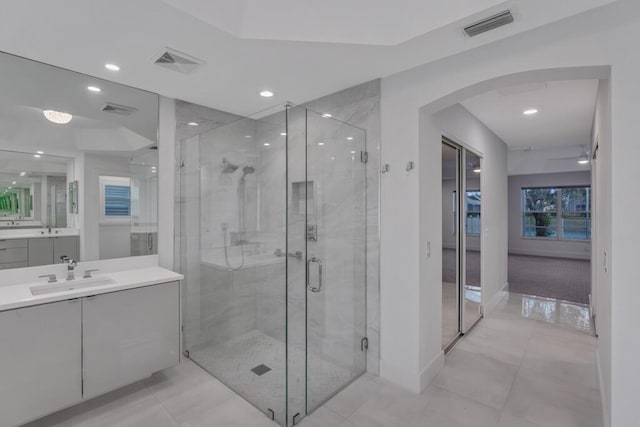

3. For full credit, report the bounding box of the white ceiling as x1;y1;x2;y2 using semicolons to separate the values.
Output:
162;0;506;46
0;0;617;116
461;80;599;150
0;50;158;158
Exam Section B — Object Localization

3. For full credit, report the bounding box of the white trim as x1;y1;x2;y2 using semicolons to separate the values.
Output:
508;248;590;260
419;351;445;393
378;351;445;394
379;359;421;393
483;284;509;316
596;350;610;427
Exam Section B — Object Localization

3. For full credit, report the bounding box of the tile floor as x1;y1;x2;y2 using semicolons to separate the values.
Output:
188;329;358;424
27;292;601;427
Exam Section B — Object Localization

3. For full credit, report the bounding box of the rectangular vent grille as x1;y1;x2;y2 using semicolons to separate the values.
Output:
153;47;204;74
464;10;514;37
101;103;138;116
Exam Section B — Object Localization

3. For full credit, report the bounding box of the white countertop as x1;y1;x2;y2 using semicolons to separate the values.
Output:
0;228;80;240
0;266;183;312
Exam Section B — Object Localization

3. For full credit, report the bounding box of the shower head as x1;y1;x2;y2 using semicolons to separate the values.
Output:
221;158;239;173
242;165;255;175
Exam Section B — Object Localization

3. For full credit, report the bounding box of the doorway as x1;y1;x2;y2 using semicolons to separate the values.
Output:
441;138;483;351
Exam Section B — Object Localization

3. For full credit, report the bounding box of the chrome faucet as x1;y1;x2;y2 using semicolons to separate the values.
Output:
61;256;77;281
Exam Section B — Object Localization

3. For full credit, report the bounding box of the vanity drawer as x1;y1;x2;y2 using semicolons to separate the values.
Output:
0;246;28;263
0;261;28;270
0;239;28;250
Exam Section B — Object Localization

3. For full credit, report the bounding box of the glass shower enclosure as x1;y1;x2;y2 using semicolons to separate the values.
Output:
179;105;367;426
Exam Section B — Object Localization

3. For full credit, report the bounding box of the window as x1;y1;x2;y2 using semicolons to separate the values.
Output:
522;186;590;240
104;185;131;216
465;191;481;234
99;176;131;224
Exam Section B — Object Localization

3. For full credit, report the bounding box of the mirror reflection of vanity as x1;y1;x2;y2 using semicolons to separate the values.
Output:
0;51;159;270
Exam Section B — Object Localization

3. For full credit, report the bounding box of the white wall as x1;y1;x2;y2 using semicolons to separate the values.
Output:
508;172;591;260
592;78;612;427
379;3;640;425
158;96;176;269
427;105;508;384
83;154;131;261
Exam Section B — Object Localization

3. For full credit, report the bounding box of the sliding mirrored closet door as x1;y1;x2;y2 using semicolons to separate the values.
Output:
442;138;483;350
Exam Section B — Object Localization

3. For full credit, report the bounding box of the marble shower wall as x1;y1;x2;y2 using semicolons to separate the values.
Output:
175;80;381;375
301;80;381;374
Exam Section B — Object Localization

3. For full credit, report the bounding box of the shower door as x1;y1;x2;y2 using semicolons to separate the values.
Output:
179;104;367;427
286;107;368;424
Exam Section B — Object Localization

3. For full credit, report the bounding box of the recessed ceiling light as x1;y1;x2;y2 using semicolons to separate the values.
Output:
280;132;287;136
12;181;16;185
8;187;12;189
43;110;72;124
350;150;356;154
33;155;41;158
187;122;199;126
245;135;252;139
264;142;271;146
260;90;274;98
321;113;332;118
19;172;26;176
88;86;101;92
523;108;538;116
36;151;44;154
347;137;354;140
105;63;120;71
330;157;336;160
318;142;325;146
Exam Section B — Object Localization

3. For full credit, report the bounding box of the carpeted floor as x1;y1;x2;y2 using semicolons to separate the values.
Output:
508;254;591;304
443;249;591;305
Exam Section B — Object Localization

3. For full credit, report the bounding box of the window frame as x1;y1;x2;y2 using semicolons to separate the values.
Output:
521;185;591;241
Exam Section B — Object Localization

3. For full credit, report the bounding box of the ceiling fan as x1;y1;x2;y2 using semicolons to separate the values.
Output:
546;145;591;164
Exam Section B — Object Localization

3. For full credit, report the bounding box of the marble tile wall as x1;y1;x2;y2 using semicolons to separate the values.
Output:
175;80;381;375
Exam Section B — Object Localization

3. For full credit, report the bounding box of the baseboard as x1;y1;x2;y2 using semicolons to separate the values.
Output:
379;353;444;394
508;249;590;261
596;351;611;427
419;352;445;393
379;359;421;393
483;284;509;316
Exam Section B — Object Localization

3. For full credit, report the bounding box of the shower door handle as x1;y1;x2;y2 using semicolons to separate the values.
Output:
306;257;323;293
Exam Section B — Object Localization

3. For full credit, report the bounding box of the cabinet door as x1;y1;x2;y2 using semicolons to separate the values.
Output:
53;236;79;263
0;300;82;427
82;282;180;399
27;238;54;266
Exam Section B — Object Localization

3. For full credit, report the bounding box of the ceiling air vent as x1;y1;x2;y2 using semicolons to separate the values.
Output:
101;102;138;116
153;47;204;74
464;10;514;37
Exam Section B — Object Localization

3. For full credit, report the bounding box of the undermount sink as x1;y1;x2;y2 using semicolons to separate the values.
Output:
30;277;115;296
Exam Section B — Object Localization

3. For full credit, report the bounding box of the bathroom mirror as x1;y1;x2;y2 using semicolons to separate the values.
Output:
0;50;159;270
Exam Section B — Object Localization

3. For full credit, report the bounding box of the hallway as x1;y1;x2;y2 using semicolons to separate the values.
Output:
308;292;600;427
28;291;601;427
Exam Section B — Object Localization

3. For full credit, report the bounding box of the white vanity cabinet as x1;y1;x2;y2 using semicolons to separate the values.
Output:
0;299;82;427
82;282;180;398
0;276;180;427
